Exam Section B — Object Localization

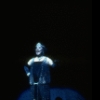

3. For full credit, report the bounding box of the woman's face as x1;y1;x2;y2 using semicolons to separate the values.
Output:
35;43;43;56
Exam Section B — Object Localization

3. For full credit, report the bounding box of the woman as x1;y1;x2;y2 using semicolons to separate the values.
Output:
24;42;55;100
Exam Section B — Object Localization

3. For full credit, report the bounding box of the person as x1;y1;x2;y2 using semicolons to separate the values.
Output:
24;42;55;100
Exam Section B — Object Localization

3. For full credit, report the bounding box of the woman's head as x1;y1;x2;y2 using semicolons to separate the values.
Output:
35;42;46;56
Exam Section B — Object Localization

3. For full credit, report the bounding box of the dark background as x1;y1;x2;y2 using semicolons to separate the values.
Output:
3;1;92;100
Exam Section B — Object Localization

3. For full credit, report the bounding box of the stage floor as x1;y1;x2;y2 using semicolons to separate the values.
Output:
17;87;85;100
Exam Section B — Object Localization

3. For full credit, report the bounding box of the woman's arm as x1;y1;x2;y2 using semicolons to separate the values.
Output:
24;65;30;76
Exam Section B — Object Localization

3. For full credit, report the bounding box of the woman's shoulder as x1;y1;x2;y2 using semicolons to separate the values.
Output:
28;57;34;61
27;57;34;65
44;56;54;66
45;56;53;61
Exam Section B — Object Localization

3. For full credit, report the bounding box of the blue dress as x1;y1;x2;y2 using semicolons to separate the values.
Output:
29;60;51;100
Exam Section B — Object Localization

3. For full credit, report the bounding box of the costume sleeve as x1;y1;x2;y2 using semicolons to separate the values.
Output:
47;57;55;68
27;58;34;66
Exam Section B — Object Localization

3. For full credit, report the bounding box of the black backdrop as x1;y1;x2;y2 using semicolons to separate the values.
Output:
3;1;92;100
